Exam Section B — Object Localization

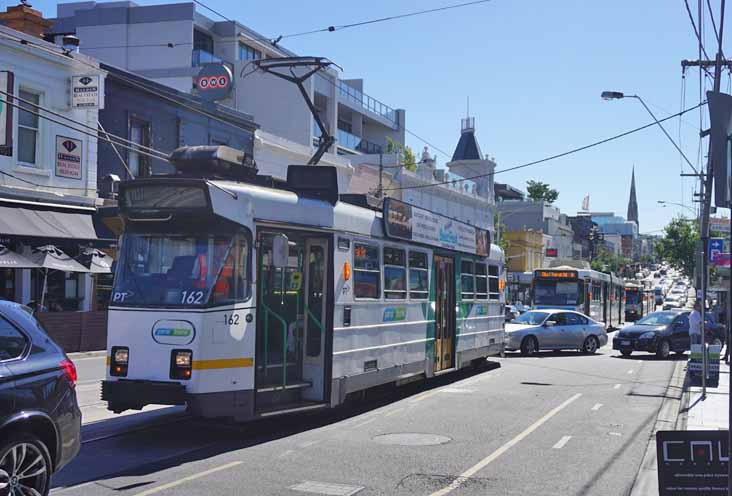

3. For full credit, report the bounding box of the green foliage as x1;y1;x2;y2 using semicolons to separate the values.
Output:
591;247;630;273
654;217;699;277
526;180;559;204
494;212;510;254
386;137;416;171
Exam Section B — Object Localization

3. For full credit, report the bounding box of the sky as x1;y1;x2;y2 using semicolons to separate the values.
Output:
21;0;732;233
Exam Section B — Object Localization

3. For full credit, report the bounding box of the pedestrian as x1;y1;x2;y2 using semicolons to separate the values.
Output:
689;299;702;346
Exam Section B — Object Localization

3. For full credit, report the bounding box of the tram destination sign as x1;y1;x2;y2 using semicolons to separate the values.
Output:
383;198;489;256
534;270;578;280
656;430;729;495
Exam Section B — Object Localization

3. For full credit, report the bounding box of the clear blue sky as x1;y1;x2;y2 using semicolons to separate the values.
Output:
24;0;732;233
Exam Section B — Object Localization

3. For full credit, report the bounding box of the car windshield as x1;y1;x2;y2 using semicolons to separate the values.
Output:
625;290;641;304
512;311;549;325
533;280;581;306
112;229;250;307
636;312;677;326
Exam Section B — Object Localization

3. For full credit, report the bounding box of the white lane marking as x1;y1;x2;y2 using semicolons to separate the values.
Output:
410;389;442;403
278;450;295;458
440;388;474;394
298;440;322;448
384;407;405;418
289;480;364;495
613;383;622;389
591;403;603;411
50;482;95;494
353;418;377;428
627;370;634;374
132;461;242;496
552;436;572;449
428;393;582;496
608;432;622;437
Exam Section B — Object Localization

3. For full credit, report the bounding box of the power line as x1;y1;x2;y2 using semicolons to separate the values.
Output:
279;0;495;39
684;0;712;61
0;169;91;192
82;42;191;50
384;101;706;192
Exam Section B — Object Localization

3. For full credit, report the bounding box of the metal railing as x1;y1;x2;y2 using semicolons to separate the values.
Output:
337;81;398;127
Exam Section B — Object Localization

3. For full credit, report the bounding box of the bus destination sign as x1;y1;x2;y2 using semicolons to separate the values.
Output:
535;270;578;280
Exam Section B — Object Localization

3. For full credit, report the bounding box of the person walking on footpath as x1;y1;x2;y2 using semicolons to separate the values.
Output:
689;299;702;346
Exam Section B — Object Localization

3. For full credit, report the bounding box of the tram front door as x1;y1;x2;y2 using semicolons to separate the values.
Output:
255;231;330;411
434;255;455;372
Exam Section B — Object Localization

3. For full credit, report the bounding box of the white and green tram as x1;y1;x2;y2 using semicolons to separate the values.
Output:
102;147;505;421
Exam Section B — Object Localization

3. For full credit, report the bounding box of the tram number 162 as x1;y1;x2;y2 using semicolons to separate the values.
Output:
222;313;240;326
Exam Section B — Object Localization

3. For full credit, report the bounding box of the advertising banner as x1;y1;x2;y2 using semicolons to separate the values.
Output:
709;238;730;269
656;430;729;495
383;198;489;256
55;136;82;179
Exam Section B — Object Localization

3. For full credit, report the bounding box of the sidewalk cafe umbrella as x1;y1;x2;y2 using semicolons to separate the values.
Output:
0;244;39;269
28;245;90;308
76;247;113;274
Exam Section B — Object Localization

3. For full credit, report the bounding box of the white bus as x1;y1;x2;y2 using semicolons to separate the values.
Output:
102;147;505;421
532;267;624;328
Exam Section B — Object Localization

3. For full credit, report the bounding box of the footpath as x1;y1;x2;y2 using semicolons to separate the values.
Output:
630;357;729;495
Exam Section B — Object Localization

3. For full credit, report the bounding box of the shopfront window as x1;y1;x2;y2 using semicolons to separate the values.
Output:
112;229;251;307
31;271;84;312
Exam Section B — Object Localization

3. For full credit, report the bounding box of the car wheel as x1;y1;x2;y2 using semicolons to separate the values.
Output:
582;336;599;354
0;433;52;496
520;336;538;356
711;338;723;347
656;339;671;359
620;349;632;357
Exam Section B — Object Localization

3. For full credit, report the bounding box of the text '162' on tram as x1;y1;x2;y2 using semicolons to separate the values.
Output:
102;146;506;421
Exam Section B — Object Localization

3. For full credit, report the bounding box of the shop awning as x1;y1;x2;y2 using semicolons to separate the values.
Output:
0;244;39;269
0;205;99;241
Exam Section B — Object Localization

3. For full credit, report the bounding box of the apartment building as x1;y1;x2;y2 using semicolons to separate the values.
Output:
48;1;406;163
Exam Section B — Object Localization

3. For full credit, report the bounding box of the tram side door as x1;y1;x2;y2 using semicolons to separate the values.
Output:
301;239;329;401
434;255;455;371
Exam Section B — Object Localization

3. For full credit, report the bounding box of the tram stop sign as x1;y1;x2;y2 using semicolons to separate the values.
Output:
656;430;729;495
194;64;233;102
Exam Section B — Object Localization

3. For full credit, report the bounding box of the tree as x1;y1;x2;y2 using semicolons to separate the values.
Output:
655;217;699;277
494;212;510;254
526;180;559;204
591;247;629;273
386;137;417;171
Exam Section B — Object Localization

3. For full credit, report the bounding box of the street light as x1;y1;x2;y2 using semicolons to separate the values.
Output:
601;91;699;175
657;200;697;215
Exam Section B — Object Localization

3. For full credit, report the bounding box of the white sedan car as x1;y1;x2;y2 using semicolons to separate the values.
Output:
504;309;608;356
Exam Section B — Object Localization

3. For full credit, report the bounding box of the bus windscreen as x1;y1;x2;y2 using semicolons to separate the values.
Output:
534;279;582;306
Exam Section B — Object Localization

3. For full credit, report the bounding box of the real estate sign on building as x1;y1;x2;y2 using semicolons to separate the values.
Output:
71;75;100;108
55;136;82;179
383;198;489;256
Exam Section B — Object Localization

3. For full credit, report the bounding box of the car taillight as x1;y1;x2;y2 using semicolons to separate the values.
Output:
110;346;129;377
170;349;192;380
60;359;77;387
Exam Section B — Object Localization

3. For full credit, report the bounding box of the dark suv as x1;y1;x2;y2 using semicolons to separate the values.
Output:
0;301;81;496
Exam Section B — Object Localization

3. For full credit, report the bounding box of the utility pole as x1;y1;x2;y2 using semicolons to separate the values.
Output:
376;153;384;199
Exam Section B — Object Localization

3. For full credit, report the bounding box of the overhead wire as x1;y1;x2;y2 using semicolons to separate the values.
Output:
81;42;191;50
383;102;707;192
278;0;495;39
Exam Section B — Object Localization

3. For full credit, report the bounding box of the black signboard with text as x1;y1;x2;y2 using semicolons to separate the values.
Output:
656;430;729;495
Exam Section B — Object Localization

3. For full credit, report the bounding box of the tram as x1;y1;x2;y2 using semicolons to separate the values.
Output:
532;267;624;328
102;146;505;421
623;281;653;322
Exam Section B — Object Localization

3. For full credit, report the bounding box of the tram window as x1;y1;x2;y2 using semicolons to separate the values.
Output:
212;235;250;305
488;264;500;300
383;247;407;300
408;251;429;300
475;263;488;300
354;243;380;299
461;260;474;300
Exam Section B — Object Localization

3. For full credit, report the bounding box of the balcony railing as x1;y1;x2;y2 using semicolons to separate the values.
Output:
192;49;224;67
337;81;398;127
313;120;384;154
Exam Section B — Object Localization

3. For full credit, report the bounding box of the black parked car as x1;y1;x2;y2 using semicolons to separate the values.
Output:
0;301;81;496
612;310;725;359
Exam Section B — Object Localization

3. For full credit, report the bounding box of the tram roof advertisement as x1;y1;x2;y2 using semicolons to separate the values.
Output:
383;198;489;256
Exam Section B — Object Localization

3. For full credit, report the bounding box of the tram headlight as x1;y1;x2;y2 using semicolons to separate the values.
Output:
110;346;129;377
170;349;193;380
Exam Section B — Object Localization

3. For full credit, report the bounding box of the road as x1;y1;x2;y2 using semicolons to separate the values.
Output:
53;339;680;496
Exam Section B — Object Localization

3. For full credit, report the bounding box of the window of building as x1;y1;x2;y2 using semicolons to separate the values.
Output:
0;316;27;361
129;119;151;178
239;42;261;61
18;89;40;165
488;264;500;300
0;268;14;301
194;29;214;53
354;243;380;299
30;270;84;312
408;251;428;300
383;247;406;300
461;260;474;300
475;263;488;300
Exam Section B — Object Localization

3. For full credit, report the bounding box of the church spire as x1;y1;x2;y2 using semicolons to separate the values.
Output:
627;166;639;227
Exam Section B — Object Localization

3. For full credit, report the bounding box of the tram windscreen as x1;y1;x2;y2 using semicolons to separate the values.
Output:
625;289;641;304
533;279;583;306
111;230;250;307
